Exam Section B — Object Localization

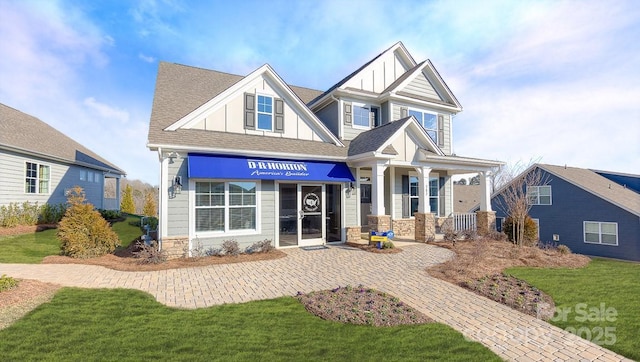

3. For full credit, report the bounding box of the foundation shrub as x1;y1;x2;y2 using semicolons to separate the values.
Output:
503;215;538;246
57;187;120;259
557;244;571;255
222;240;240;256
0;274;19;292
382;241;395;249
0;202;40;227
133;241;166;264
39;203;67;224
245;239;274;254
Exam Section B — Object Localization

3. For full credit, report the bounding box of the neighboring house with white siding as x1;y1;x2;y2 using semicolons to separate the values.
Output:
147;41;503;256
0;103;125;210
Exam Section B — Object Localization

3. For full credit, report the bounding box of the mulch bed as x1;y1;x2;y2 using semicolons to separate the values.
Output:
296;285;432;326
0;224;57;237
345;242;402;254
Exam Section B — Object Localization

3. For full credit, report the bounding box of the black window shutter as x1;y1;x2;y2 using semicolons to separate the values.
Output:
402;175;409;218
343;102;352;125
244;93;255;130
400;106;408;118
274;98;285;133
437;115;444;146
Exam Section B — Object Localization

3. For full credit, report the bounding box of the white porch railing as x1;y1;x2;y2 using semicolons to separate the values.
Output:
452;212;477;232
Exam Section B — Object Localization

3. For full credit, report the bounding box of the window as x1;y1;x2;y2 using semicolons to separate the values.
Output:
25;162;50;194
528;185;552;205
257;95;273;131
584;221;618;246
409;109;437;143
352;103;380;128
195;181;257;233
80;170;87;181
408;175;439;216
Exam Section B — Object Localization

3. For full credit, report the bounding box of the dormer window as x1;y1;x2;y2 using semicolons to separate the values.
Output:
257;95;273;131
409;109;437;143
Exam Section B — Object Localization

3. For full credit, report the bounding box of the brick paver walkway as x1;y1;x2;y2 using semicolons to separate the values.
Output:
0;243;631;361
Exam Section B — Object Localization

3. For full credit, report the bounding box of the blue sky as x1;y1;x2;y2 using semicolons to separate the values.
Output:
1;0;638;185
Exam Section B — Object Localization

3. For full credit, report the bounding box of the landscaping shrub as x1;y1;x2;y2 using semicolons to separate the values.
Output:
98;209;122;222
0;202;39;228
221;240;240;256
141;216;158;232
382;241;395;249
120;185;135;214
503;215;538;246
57;187;120;259
245;239;274;254
0;274;19;292
142;191;157;217
557;244;571;255
133;240;166;264
39;203;67;224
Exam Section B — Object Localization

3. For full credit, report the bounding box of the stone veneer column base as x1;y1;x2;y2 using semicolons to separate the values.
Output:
414;213;436;242
161;237;189;259
476;211;497;236
367;215;391;232
392;219;415;238
346;226;362;243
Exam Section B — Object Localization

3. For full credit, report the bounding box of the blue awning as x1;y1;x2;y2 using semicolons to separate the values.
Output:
188;154;355;182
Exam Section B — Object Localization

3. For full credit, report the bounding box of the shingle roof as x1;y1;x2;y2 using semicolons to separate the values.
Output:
147;62;334;156
348;117;412;156
0;103;125;175
454;184;482;213
539;164;640;216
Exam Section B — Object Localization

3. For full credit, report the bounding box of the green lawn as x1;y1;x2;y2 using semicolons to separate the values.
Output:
507;258;640;360
0;216;142;264
0;288;500;361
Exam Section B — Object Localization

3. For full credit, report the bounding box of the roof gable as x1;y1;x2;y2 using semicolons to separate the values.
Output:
348;116;444;158
385;60;462;110
0;103;125;175
309;41;416;107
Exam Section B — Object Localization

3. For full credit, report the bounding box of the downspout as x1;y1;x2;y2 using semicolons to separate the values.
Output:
157;147;166;251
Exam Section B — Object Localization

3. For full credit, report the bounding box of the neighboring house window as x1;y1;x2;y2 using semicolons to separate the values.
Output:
584;221;618;246
528;185;552;205
195;181;257;233
352;103;380;128
25;162;50;194
257;95;273;131
80;170;87;181
408;175;440;216
409;109;437;143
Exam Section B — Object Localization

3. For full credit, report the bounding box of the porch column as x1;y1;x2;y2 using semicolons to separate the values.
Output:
389;166;395;219
416;167;432;213
477;170;496;235
115;177;121;211
479;170;492;212
368;161;390;232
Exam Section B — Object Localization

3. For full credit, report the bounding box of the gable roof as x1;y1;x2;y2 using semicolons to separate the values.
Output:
147;63;348;159
348;116;444;158
539;164;640;216
591;169;640;194
0;103;125;175
454;184;482;213
308;41;416;107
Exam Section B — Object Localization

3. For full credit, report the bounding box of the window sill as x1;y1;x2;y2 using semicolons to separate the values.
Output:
194;229;260;239
584;241;618;246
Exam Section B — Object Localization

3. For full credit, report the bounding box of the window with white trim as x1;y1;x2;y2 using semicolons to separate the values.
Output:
584;221;618;246
256;95;273;131
528;185;552;205
195;181;257;233
352;103;380;128
25;162;50;194
408;175;440;216
409;109;437;143
80;170;87;181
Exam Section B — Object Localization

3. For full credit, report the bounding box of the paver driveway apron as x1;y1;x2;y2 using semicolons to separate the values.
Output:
0;243;630;362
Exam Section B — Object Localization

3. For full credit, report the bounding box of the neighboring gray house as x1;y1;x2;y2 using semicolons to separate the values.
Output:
0;103;125;209
147;41;503;257
488;164;640;261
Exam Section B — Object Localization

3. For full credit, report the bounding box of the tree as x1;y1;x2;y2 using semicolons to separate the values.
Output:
454;178;467;185
495;164;548;246
142;190;157;217
469;174;480;185
121;184;135;214
57;186;120;258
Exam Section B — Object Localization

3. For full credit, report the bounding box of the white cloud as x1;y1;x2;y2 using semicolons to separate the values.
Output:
83;97;130;123
138;53;156;63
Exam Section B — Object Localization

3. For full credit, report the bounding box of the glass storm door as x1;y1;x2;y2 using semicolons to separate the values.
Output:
299;185;325;246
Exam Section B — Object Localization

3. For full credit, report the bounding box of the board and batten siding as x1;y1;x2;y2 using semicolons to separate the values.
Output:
342;49;411;94
0;149;105;207
344;168;359;227
186;75;324;143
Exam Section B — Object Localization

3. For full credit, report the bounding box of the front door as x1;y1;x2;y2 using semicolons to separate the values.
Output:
299;185;325;246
